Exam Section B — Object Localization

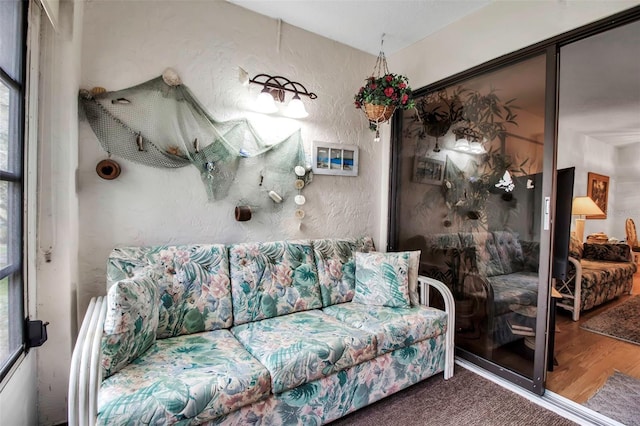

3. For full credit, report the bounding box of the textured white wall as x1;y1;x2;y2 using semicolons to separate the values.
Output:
78;1;377;313
614;142;640;239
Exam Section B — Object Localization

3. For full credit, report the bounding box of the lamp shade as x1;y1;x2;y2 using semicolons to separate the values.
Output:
284;94;308;118
572;196;604;216
254;89;278;114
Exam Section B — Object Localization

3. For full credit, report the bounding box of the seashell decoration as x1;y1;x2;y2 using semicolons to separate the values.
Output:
79;89;92;100
294;179;305;190
166;146;181;156
162;68;182;86
90;87;107;96
294;209;305;219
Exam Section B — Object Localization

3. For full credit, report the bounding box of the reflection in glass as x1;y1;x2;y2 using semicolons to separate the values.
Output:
396;55;546;379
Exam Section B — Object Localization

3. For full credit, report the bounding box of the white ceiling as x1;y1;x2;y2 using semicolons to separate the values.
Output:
227;0;491;55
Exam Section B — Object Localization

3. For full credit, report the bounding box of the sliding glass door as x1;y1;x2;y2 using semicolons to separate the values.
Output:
389;52;556;393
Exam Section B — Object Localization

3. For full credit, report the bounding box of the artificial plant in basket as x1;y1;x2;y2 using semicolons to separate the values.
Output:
354;73;416;132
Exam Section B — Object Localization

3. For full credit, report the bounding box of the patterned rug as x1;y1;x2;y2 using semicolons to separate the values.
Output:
580;296;640;345
584;371;640;425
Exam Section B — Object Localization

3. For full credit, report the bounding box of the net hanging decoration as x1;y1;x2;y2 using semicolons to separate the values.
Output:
354;35;415;141
79;69;310;217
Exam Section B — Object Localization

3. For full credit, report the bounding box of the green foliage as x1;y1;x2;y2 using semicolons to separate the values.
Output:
354;74;415;110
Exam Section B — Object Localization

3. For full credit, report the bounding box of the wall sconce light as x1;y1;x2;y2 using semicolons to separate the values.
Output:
452;127;486;154
249;74;317;118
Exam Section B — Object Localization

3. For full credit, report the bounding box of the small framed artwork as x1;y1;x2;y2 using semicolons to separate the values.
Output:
587;172;609;219
312;141;359;176
413;156;445;185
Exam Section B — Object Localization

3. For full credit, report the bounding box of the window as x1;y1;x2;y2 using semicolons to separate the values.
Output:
0;0;26;380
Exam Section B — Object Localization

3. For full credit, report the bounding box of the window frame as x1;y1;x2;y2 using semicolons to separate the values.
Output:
0;0;28;383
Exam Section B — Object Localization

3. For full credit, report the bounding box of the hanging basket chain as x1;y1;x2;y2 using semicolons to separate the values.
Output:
371;35;390;78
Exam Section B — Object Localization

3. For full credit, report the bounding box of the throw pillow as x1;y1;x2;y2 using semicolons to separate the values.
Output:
353;251;411;308
101;272;159;377
407;250;421;306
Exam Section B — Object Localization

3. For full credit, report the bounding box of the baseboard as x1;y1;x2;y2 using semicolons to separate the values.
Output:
455;358;625;426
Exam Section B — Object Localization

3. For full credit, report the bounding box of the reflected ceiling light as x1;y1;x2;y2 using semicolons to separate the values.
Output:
249;73;317;118
454;138;470;152
469;141;486;154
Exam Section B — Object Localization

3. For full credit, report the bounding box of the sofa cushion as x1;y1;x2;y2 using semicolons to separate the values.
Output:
492;231;524;275
312;237;375;307
459;232;504;277
569;232;583;260
353;251;411;308
229;240;322;325
101;272;159;378
485;272;538;316
232;310;376;393
583;243;632;262
98;330;271;425
106;244;233;339
322;303;447;355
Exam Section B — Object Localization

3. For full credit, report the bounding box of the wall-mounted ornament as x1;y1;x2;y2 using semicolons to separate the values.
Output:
354;34;415;142
96;158;121;180
235;205;252;222
312;141;359;177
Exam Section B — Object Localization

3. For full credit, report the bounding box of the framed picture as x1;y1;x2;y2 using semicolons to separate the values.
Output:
587;172;609;219
312;142;358;176
413;156;445;185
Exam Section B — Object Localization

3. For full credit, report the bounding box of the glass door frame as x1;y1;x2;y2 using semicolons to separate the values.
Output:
387;4;640;395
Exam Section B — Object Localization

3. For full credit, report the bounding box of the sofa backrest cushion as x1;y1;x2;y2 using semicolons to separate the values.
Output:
458;232;504;277
583;243;632;262
102;271;159;377
312;237;375;307
353;251;411;308
107;244;233;339
229;240;322;325
569;232;584;260
492;231;524;275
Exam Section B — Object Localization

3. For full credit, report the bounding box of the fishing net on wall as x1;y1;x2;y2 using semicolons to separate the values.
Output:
79;70;308;205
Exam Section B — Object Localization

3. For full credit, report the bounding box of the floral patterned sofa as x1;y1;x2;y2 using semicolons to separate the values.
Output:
557;233;637;320
408;231;540;349
69;238;455;426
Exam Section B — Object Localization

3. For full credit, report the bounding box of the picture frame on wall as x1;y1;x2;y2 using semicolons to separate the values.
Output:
312;142;359;176
587;172;609;219
413;156;445;185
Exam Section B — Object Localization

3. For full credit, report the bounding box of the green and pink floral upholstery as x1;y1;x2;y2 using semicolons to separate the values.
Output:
232;310;376;393
101;272;159;377
106;244;233;339
352;251;411;308
92;237;452;425
322;303;447;355
98;330;271;425
209;335;447;425
312;237;375;306
228;240;322;325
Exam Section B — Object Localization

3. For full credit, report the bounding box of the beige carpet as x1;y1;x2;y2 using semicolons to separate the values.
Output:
330;367;576;426
584;371;640;425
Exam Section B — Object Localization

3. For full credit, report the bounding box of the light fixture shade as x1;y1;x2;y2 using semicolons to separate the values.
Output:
284;95;308;118
572;196;604;216
454;138;470;152
469;141;486;154
254;90;278;114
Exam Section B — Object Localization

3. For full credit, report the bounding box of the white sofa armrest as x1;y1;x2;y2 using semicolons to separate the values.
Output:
555;257;582;321
69;296;107;426
418;275;455;380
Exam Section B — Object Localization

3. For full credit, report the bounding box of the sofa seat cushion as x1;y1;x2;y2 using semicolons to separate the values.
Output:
580;260;637;290
232;310;376;393
229;240;322;325
322;302;447;355
486;272;538;316
98;330;271;425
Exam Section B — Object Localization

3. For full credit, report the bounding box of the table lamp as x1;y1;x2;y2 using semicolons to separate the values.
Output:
572;196;604;242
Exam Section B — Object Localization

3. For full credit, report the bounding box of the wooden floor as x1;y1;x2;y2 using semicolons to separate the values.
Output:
546;270;640;403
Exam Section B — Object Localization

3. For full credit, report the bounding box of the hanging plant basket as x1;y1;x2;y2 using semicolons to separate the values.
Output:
363;103;396;123
354;36;415;138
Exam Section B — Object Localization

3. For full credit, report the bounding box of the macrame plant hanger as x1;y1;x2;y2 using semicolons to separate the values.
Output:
362;35;396;141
